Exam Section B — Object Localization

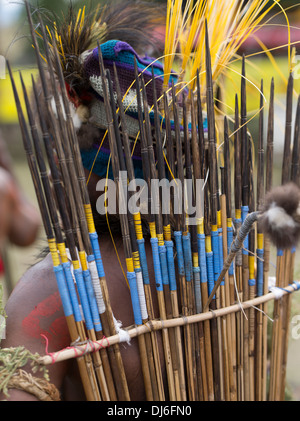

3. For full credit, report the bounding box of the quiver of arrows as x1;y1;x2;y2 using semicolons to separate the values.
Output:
7;0;300;402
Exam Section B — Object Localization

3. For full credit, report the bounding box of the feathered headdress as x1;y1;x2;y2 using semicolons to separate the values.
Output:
36;1;165;106
31;0;288;180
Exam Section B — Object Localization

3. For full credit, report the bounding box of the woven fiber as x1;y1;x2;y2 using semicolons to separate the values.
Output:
6;369;61;401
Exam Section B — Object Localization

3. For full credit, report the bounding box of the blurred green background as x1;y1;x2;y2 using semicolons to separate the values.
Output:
1;0;300;400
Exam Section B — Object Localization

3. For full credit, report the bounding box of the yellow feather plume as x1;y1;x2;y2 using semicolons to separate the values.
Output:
163;0;291;93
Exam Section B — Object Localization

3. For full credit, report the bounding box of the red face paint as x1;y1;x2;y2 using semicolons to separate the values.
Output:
22;292;69;348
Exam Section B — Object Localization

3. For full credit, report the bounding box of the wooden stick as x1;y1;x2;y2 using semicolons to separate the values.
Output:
223;117;237;401
39;282;300;367
234;93;244;400
219;166;231;402
205;21;221;401
262;77;274;401
269;73;293;401
247;101;255;402
240;55;250;401
282;74;294;186
255;79;265;401
190;88;210;401
274;74;294;397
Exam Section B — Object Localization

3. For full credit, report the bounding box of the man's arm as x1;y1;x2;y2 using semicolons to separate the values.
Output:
0;132;40;248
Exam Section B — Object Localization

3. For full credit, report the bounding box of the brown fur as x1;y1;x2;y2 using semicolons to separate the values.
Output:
259;182;300;249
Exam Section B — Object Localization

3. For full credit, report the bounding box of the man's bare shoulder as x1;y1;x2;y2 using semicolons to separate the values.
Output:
3;252;69;354
10;253;56;298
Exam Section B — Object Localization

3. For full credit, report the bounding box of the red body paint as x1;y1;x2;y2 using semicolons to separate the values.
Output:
22;292;69;347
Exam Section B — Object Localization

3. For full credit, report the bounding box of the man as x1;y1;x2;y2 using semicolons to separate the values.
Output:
0;131;40;299
0;132;40;251
0;3;167;401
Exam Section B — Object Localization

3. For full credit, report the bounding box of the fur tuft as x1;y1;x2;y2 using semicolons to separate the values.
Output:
259;183;300;249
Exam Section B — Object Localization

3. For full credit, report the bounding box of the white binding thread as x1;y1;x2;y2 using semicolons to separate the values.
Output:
135;270;148;321
88;259;106;314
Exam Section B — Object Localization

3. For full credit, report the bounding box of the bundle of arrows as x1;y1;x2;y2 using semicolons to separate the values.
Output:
5;0;300;402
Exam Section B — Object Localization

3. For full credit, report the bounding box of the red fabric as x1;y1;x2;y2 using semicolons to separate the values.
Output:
65;82;93;108
0;256;4;275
